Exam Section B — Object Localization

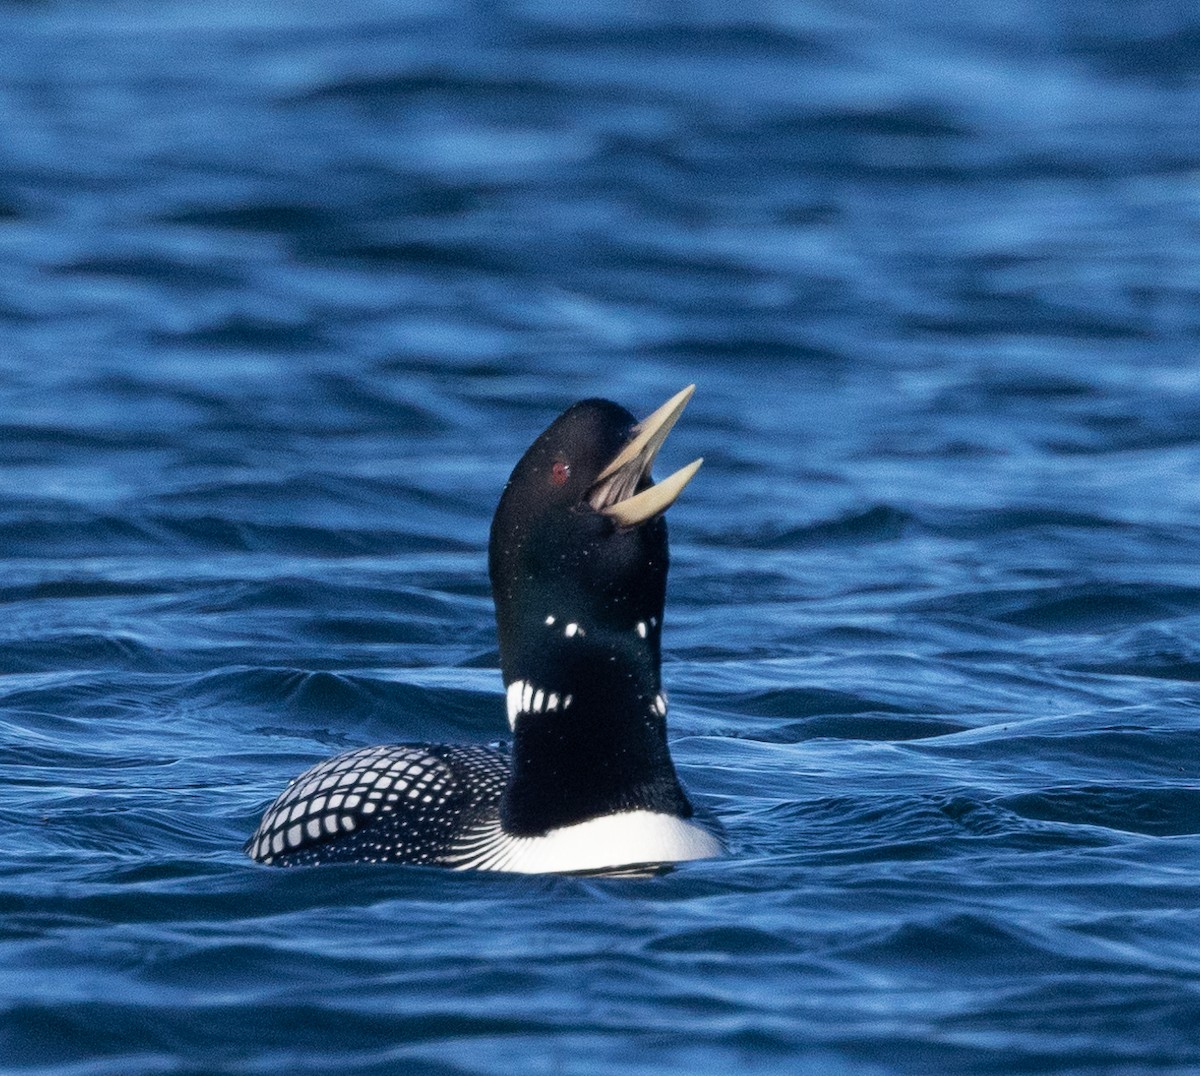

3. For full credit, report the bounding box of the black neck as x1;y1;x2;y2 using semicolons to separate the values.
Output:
498;625;693;836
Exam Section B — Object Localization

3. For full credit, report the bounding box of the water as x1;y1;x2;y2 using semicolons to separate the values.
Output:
3;2;1200;1072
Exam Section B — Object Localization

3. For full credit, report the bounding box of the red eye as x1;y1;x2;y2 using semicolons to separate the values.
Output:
551;460;570;487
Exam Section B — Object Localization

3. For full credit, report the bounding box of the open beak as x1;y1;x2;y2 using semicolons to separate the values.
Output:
588;384;703;527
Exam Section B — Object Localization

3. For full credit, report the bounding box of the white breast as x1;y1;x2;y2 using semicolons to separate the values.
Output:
451;811;725;874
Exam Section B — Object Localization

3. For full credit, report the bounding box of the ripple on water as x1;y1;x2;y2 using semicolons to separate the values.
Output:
4;3;1200;1074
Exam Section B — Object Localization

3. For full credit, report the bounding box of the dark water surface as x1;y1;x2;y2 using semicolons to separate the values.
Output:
4;3;1200;1072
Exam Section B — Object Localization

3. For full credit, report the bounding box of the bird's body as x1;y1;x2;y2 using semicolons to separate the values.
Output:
247;387;723;874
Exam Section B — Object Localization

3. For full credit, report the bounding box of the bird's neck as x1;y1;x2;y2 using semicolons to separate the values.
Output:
497;616;692;836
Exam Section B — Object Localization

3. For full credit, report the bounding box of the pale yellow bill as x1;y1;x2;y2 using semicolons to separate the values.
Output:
601;458;703;527
595;384;696;484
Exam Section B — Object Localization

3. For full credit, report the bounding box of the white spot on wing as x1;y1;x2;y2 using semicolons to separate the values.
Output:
636;621;647;638
532;689;544;712
545;615;555;625
565;622;579;637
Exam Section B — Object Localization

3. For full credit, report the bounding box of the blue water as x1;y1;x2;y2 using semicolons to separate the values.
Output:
4;2;1200;1072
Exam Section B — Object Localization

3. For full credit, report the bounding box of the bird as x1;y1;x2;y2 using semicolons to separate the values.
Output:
245;385;724;874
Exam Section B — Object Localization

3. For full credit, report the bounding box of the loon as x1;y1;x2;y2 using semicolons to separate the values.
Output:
246;385;724;874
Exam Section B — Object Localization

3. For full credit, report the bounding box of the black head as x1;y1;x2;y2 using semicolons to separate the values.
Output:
488;388;700;684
